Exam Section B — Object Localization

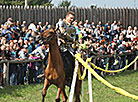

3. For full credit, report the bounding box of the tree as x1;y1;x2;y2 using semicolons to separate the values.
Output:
0;0;54;6
58;0;71;8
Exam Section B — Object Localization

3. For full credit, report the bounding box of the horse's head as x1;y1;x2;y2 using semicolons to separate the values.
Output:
40;30;57;44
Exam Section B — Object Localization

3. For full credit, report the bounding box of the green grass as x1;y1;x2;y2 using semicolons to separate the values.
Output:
0;70;138;102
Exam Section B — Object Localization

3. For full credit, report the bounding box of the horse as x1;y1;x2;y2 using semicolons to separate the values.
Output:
41;30;82;102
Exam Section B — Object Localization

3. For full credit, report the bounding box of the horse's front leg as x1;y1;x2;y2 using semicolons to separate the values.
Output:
42;79;50;102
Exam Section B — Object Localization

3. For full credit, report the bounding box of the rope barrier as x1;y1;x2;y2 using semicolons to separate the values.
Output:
77;57;90;80
88;56;138;73
78;67;87;80
75;53;138;100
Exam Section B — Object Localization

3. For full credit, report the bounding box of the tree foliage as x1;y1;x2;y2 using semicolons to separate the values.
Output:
0;0;53;6
58;0;71;8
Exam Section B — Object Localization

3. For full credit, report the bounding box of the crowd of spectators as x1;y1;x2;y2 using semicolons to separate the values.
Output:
0;17;138;87
0;18;51;86
69;19;138;74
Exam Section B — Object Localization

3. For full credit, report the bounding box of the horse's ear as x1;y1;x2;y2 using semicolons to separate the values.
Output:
49;29;57;35
41;30;51;36
41;32;44;36
49;29;55;32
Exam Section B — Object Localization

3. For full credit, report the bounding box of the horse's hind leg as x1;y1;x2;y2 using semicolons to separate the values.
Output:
61;87;68;102
75;64;83;102
55;87;61;102
42;79;50;102
56;84;67;102
75;78;82;102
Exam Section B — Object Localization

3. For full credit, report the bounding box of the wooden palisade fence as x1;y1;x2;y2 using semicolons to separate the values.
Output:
0;5;138;28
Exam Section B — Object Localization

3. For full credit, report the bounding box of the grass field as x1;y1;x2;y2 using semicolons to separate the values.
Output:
0;70;138;102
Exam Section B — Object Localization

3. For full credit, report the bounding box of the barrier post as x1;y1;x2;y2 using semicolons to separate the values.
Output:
69;60;79;102
87;51;93;102
134;60;137;70
88;63;93;102
3;62;9;86
81;60;83;102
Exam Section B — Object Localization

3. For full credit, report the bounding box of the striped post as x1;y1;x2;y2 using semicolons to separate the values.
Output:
88;64;93;102
69;60;79;102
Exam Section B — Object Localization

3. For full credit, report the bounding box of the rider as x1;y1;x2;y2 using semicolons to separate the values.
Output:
56;11;76;86
56;11;76;55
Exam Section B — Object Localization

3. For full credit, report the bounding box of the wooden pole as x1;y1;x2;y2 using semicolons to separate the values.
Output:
82;79;84;102
69;60;79;102
3;62;9;86
134;60;137;70
25;0;28;8
87;50;93;102
6;62;9;86
3;63;6;85
88;64;93;102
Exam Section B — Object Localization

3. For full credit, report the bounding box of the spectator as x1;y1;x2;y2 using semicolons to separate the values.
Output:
28;22;37;32
37;22;43;31
0;44;5;88
84;19;90;28
126;26;135;41
17;45;28;85
24;29;32;40
31;44;46;59
10;22;19;40
90;21;96;29
133;26;138;36
1;25;12;42
43;21;49;30
111;21;117;31
16;20;21;33
27;37;35;54
20;26;27;37
78;21;83;29
21;21;27;28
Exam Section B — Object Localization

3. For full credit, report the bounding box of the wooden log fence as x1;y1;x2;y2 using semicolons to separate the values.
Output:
0;59;43;86
0;5;138;28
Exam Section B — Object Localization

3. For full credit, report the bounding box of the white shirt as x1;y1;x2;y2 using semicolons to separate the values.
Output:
31;46;45;59
28;23;37;32
18;49;27;59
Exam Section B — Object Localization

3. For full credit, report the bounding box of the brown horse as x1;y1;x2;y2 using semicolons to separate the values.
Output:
41;30;82;102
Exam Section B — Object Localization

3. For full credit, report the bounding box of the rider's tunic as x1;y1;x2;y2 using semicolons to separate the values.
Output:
57;20;76;54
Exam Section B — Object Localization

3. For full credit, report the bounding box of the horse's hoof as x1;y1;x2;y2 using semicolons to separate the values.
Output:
55;98;60;102
42;90;46;97
63;96;68;102
63;100;67;102
42;98;44;102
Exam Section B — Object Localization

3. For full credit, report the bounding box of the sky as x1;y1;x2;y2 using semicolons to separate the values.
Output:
51;0;138;8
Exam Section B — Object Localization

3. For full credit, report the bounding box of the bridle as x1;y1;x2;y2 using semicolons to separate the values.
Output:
42;32;56;42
